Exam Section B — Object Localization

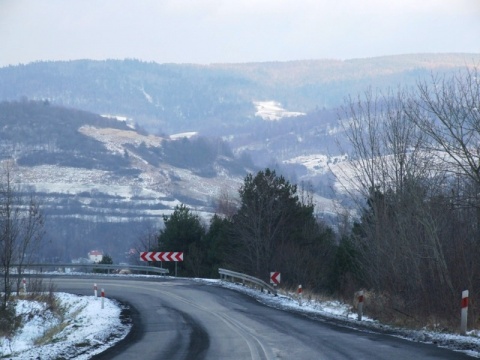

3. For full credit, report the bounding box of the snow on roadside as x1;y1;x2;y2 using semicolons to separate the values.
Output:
0;293;131;360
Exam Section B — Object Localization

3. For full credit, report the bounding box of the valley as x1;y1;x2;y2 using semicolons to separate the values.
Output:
0;54;478;262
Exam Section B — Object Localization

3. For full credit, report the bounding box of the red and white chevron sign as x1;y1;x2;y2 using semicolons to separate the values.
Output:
140;252;184;262
270;272;281;285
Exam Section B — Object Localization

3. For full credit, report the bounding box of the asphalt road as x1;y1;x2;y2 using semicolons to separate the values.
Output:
52;277;473;360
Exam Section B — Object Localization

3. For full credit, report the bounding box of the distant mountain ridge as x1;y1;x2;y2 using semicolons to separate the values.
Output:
1;53;478;134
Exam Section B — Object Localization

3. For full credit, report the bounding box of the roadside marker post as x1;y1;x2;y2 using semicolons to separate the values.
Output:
22;278;27;293
298;285;303;306
461;290;469;335
94;283;97;298
357;290;364;321
101;288;105;309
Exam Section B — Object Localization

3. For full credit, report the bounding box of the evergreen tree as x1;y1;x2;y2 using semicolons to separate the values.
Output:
157;204;205;276
203;214;233;278
231;168;332;284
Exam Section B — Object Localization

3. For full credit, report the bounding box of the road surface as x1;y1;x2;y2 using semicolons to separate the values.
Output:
52;277;472;359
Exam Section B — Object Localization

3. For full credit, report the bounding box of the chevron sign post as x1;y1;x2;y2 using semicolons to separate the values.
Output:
140;252;184;262
140;252;184;277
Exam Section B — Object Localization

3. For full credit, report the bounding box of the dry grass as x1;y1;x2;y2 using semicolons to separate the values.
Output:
0;279;62;339
278;286;355;316
276;286;462;332
355;290;460;331
33;322;70;346
34;298;86;346
223;277;467;332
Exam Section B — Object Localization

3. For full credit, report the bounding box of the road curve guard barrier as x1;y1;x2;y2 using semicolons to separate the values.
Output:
218;268;277;296
10;263;169;276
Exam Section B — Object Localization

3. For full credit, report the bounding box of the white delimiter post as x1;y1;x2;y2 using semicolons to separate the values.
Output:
94;283;98;298
461;290;469;335
298;285;303;306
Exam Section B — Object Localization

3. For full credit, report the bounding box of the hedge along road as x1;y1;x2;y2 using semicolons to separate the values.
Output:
52;277;472;360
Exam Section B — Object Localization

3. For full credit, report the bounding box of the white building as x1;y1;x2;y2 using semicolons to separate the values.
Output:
88;250;103;263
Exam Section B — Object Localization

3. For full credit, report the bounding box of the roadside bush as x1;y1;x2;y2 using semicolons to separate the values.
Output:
0;300;20;337
24;278;58;313
352;290;457;330
93;254;114;274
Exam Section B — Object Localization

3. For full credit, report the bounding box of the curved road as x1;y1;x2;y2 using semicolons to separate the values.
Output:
52;277;472;360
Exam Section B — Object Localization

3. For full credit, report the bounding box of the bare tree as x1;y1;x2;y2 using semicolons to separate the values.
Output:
408;66;480;187
0;165;16;309
339;88;431;288
214;187;238;220
131;222;160;265
338;87;430;197
337;86;466;320
0;162;44;309
337;68;480;326
337;88;385;197
406;65;480;318
14;196;44;294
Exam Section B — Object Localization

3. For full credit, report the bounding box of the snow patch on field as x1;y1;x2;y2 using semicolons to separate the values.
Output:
170;132;198;140
79;126;164;150
254;101;305;121
283;153;349;176
100;114;135;129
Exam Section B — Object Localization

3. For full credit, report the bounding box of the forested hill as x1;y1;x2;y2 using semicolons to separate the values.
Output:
0;53;478;134
0;100;132;170
0;100;248;175
0;100;253;260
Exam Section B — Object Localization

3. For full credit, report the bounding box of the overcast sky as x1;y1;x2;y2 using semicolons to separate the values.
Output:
1;0;479;67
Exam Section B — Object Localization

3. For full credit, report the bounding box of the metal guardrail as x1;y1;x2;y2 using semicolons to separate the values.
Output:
218;268;277;296
10;263;169;276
